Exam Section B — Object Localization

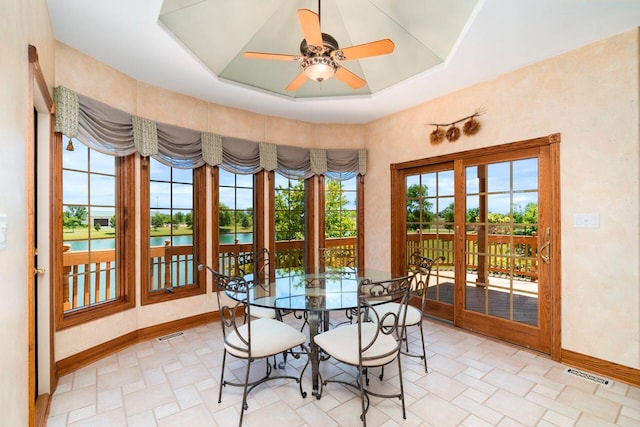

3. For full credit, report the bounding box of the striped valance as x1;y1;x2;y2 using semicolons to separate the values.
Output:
53;86;365;178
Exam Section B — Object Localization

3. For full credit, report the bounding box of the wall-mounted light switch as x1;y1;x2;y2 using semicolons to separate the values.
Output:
573;213;599;228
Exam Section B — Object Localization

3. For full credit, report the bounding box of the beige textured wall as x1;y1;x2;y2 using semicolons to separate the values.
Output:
364;30;640;368
53;29;639;371
1;1;56;425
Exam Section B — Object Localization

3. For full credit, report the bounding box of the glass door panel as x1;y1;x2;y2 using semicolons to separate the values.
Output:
464;158;540;326
406;169;454;310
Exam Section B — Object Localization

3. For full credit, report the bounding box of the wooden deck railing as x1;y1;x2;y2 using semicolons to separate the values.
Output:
407;232;539;281
62;233;537;311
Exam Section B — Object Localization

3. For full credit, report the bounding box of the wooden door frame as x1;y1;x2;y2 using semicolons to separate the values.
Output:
390;134;561;360
28;45;55;426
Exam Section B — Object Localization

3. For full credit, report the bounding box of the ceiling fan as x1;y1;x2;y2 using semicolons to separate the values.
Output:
243;3;395;91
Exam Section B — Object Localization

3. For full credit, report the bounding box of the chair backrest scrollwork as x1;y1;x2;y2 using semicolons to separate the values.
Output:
199;264;254;356
357;275;412;362
408;252;445;311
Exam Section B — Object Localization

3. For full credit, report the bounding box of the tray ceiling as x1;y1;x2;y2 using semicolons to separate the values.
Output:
158;0;478;98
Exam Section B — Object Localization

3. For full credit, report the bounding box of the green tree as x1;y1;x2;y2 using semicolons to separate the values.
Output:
406;184;433;231
173;211;185;226
219;203;232;228
63;205;88;232
325;179;357;237
466;207;479;223
109;215;116;229
94;222;101;232
488;212;511;234
274;180;305;240
514;202;538;235
241;215;251;229
184;212;193;230
235;210;247;229
440;202;455;231
151;212;165;230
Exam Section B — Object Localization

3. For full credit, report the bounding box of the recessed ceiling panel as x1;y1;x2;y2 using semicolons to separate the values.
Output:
159;0;479;98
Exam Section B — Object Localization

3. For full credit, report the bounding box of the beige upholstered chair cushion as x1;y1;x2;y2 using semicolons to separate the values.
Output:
225;318;305;359
314;322;398;367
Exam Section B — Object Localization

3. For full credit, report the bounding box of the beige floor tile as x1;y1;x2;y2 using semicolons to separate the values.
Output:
485;389;546;426
47;315;640;426
556;386;622;423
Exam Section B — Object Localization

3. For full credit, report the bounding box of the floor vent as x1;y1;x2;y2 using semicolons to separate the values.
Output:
566;368;611;386
156;331;185;342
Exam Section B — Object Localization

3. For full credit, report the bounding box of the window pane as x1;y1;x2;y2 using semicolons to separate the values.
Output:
325;176;358;256
63;170;88;205
274;174;305;276
62;135;118;311
172;183;193;210
148;158;195;292
218;170;255;274
90;149;114;174
90;174;115;206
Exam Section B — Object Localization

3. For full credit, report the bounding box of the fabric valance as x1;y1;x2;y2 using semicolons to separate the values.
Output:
53;86;366;178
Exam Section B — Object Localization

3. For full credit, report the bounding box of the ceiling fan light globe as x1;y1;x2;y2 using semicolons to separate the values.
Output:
302;56;337;82
305;63;333;82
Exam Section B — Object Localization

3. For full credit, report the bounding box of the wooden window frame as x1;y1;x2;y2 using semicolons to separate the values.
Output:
212;168;266;276
318;174;365;271
139;157;206;305
53;134;136;330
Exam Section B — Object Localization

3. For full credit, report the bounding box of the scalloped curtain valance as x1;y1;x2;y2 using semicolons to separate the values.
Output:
53;86;366;179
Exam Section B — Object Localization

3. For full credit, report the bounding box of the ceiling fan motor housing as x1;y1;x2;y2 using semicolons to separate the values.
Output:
300;32;339;55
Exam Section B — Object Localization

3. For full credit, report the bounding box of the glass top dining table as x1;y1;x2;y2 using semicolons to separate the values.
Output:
227;268;401;397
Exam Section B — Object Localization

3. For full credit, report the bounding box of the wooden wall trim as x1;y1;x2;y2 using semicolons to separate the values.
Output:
29;43;55;427
561;348;640;387
28;45;54;113
55;312;219;377
392;134;557;171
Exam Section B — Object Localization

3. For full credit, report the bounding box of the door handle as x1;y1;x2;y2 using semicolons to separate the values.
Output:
539;227;551;264
34;268;46;275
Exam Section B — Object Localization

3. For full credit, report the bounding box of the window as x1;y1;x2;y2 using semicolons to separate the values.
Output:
321;174;363;270
56;134;134;329
273;173;306;275
218;169;255;273
324;175;357;237
140;157;206;304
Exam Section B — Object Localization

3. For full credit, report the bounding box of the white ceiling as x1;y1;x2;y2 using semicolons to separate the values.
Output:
47;0;640;124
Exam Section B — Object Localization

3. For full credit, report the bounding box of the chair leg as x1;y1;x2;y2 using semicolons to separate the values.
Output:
358;365;368;427
397;354;407;420
218;350;227;404
419;322;428;373
404;326;410;353
239;358;252;427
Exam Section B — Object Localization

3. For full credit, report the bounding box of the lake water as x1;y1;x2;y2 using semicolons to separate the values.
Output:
65;232;253;251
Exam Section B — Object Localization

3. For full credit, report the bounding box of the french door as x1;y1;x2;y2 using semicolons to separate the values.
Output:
391;135;560;355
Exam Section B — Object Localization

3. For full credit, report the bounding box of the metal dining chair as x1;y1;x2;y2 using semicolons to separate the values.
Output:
313;274;412;426
198;264;309;427
235;248;279;320
319;247;357;274
372;253;444;373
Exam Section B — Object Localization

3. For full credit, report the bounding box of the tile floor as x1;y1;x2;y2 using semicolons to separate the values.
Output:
47;314;640;426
